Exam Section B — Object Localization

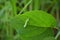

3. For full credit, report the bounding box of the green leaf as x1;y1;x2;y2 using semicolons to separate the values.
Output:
9;10;56;40
20;10;56;27
18;28;54;40
20;25;47;37
10;10;56;30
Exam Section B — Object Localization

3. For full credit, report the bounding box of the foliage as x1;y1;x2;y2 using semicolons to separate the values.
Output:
0;0;60;40
9;10;56;40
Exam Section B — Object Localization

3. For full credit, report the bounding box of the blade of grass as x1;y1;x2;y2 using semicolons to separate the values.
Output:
55;31;60;39
56;4;59;24
19;0;32;14
10;0;17;16
55;2;60;40
29;0;33;11
50;4;56;15
56;2;60;27
5;22;14;40
33;0;40;10
23;0;29;11
41;0;45;10
2;2;14;40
